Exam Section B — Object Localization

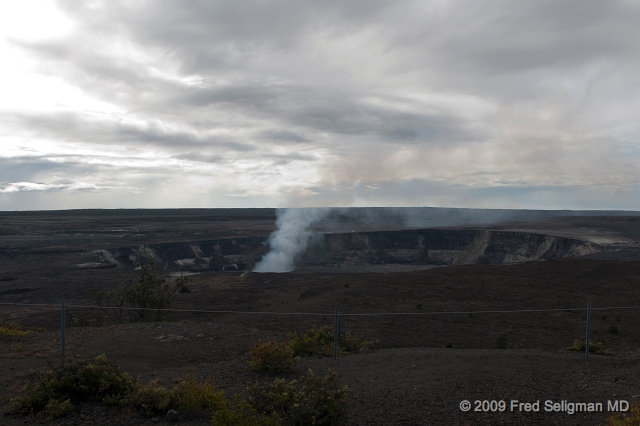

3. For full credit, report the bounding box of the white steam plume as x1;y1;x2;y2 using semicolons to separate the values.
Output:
253;208;329;273
252;206;630;273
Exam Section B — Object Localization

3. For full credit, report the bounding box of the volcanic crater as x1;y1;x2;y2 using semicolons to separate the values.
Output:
1;208;640;425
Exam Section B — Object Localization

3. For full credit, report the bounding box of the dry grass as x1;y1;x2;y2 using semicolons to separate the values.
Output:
0;322;32;339
249;338;299;372
288;325;376;357
605;402;640;425
127;374;223;416
566;339;605;354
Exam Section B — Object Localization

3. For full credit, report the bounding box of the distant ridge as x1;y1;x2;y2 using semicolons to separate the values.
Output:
1;207;639;218
0;208;277;217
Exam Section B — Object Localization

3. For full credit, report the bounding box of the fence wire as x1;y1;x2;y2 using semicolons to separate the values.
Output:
2;301;640;316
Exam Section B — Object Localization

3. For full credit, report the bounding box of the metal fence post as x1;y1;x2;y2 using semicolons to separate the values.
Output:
333;307;339;361
60;298;65;357
585;301;591;359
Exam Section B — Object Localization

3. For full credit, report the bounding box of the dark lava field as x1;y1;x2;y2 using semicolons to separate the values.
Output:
2;208;640;425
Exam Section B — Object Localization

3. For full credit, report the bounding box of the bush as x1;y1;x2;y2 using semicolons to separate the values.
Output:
91;262;190;323
566;340;605;354
211;396;280;426
10;355;350;425
173;375;223;412
127;375;224;416
43;398;73;420
288;326;334;357
11;355;135;419
127;380;172;416
605;402;640;425
287;325;375;357
249;338;299;372
247;369;348;426
0;321;31;339
11;355;227;420
338;330;377;355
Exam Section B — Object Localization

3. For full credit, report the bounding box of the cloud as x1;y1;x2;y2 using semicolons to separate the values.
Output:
11;111;258;151
173;152;226;164
0;0;639;209
0;181;106;193
259;130;310;144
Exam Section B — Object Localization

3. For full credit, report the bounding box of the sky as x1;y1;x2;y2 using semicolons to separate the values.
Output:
1;0;640;211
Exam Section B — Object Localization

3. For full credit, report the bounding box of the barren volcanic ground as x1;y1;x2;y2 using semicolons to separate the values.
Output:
2;209;640;425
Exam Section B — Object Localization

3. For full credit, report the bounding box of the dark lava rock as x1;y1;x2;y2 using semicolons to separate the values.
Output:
165;409;179;422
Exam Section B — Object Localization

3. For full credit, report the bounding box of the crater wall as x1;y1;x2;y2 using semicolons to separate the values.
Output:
300;229;602;267
88;229;604;272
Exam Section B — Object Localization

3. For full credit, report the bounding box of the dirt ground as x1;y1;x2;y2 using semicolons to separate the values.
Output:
2;259;640;425
1;322;639;425
2;210;640;425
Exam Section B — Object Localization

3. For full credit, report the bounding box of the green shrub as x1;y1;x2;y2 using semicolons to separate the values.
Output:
211;396;280;426
12;355;226;420
11;355;135;418
247;369;348;426
249;338;299;372
605;402;640;425
338;330;376;355
288;326;334;357
0;321;31;339
127;375;225;416
10;353;349;425
287;325;375;357
43;398;73;420
91;262;189;323
566;340;605;354
609;325;619;334
173;375;224;412
127;380;172;416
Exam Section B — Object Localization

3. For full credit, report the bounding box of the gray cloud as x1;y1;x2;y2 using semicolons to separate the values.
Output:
11;112;258;152
1;0;639;209
0;157;69;183
173;152;226;164
259;130;311;144
0;181;106;193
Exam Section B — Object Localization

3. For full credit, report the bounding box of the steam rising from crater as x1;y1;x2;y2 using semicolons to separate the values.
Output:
252;208;330;273
252;207;624;273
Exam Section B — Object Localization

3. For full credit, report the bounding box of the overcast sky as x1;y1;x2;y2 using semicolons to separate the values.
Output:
1;0;639;211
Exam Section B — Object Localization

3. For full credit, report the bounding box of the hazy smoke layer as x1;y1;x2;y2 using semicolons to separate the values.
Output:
253;208;330;273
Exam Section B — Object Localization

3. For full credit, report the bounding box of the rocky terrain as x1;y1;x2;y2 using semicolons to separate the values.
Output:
1;208;640;425
3;209;640;280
